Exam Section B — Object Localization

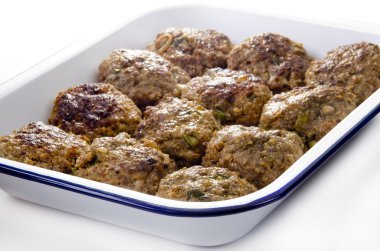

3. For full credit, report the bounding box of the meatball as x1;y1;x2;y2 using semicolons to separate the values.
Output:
227;33;312;93
156;166;256;202
0;122;92;173
305;42;380;104
98;49;190;108
259;85;356;148
49;83;141;141
203;125;304;189
181;68;272;125
135;97;221;167
74;133;176;195
147;27;233;77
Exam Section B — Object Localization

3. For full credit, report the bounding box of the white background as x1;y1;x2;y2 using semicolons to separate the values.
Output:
0;0;380;250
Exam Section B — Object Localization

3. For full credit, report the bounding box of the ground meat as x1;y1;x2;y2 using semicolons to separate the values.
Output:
305;42;380;104
135;97;221;167
74;132;176;195
156;166;256;202
49;83;141;141
0;122;92;173
98;49;190;108
259;85;356;148
181;68;272;125
203;125;304;189
147;27;233;77
227;33;312;93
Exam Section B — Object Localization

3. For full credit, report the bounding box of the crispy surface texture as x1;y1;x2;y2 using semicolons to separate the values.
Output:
156;166;256;202
203;125;304;189
147;27;233;77
228;33;312;93
49;83;141;141
0;122;92;173
305;42;380;104
99;49;190;108
182;68;272;125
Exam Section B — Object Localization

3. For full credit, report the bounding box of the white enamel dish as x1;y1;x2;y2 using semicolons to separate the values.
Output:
0;5;379;246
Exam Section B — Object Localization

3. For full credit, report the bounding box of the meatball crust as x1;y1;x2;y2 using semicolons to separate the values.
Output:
147;27;233;77
49;83;141;141
135;97;221;167
156;166;256;202
305;42;380;104
0;122;92;173
203;125;304;189
75;133;177;195
99;49;190;108
227;33;312;93
259;85;356;148
181;68;272;125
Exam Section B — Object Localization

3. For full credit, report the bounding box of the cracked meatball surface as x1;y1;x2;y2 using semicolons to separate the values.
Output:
74;133;176;195
135;97;221;167
259;85;356;148
203;125;304;189
147;27;233;77
156;166;256;202
49;83;141;141
305;42;380;104
181;68;272;125
99;49;190;108
228;33;312;93
0;122;92;173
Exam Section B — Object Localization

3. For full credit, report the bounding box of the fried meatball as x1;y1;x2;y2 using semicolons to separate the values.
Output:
0;122;92;173
49;83;141;141
181;68;272;125
74;133;176;195
203;125;304;189
228;33;312;93
135;97;221;167
98;49;190;108
305;42;380;104
259;85;356;148
156;166;256;202
147;27;233;77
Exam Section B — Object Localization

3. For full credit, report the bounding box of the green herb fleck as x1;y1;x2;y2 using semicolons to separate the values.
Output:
187;189;205;200
214;109;226;122
173;36;187;47
308;140;318;148
183;135;199;147
295;110;310;128
215;174;229;180
247;93;256;100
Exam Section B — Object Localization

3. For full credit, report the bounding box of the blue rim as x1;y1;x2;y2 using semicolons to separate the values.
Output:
0;104;379;217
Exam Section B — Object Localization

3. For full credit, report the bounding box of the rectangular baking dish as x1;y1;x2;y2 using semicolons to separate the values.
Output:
0;5;379;246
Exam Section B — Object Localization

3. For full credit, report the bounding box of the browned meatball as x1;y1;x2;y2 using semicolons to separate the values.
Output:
203;125;304;189
181;68;272;125
305;42;380;104
49;83;141;141
228;33;312;93
74;133;176;195
156;166;256;202
99;49;190;108
147;27;233;77
0;122;92;173
135;97;221;167
259;85;356;148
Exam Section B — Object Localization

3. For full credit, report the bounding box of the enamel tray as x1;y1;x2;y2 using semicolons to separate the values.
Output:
0;5;379;246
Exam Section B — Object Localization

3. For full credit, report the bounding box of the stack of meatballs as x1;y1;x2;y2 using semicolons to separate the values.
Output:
1;27;379;202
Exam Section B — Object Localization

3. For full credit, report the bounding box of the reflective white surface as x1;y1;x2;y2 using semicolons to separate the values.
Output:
0;0;380;250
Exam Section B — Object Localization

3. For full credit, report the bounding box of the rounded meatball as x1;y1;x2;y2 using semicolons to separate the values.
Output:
75;133;177;195
156;166;257;202
259;85;356;148
181;68;272;125
99;49;190;108
203;125;304;189
135;97;221;167
0;122;92;173
147;27;233;77
305;42;380;104
49;83;141;141
228;33;312;93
